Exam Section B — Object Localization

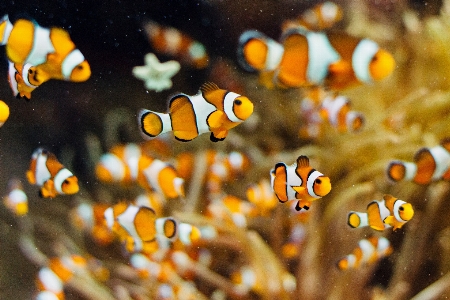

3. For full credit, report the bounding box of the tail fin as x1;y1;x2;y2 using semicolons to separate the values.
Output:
138;109;172;139
237;30;283;72
387;160;416;182
347;211;368;228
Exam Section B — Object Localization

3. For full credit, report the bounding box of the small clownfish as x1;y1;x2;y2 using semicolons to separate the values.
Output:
348;194;414;231
387;139;450;185
95;143;184;199
26;148;79;198
282;1;343;32
246;179;278;216
237;27;395;91
300;89;364;138
0;100;10;127
142;20;209;69
104;203;177;254
70;202;114;246
336;236;393;270
35;267;65;300
207;195;257;228
8;61;40;100
270;155;331;211
3;178;28;216
138;82;254;142
0;15;91;84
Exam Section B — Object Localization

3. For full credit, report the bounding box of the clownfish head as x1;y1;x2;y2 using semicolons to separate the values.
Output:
232;96;254;121
61;175;79;195
69;60;91;82
369;49;395;81
398;202;414;222
312;176;331;197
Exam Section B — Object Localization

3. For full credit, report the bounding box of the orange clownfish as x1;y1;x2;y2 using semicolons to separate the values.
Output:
336;236;393;270
104;203;177;254
270;155;331;211
348;194;414;231
282;1;343;32
26;148;79;198
300;91;364;138
3;178;28;216
237;27;395;90
246;179;278;216
8;61;41;100
138;82;254;142
95;143;184;199
207;195;257;228
70;202;114;246
0;15;91;88
35;268;65;300
0;100;10;127
142;20;209;69
387;140;450;185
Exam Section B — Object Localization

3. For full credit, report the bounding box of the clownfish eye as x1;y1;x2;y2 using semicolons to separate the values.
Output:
76;65;83;70
399;206;404;211
63;180;69;185
315;178;322;184
28;69;33;74
234;99;242;105
371;55;378;63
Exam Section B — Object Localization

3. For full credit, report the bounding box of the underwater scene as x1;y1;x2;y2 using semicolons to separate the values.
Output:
1;0;450;299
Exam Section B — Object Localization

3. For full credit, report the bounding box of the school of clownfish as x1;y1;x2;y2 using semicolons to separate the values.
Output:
1;1;449;299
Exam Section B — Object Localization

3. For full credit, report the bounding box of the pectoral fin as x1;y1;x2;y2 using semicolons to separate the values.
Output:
383;215;394;226
207;110;225;129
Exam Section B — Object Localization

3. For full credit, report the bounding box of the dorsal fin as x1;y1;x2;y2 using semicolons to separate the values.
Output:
297;155;310;167
200;82;220;94
383;194;396;202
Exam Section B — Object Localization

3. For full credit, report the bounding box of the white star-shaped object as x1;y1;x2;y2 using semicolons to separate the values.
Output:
132;53;181;92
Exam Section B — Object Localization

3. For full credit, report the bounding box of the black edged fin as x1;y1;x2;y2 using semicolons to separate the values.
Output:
297;155;310;167
210;132;225;142
200;82;220;95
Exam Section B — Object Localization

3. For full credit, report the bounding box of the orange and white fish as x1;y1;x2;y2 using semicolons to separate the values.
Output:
26;148;79;198
337;236;393;270
8;61;40;99
387;140;450;184
300;91;364;138
281;223;306;259
0;15;91;87
282;1;343;31
138;82;254;142
0;100;10;127
142;20;209;69
35;267;65;300
70;202;114;246
3;178;28;216
246;179;278;216
207;195;257;228
237;27;395;90
104;203;177;254
270;155;331;211
348;194;414;231
95;143;184;199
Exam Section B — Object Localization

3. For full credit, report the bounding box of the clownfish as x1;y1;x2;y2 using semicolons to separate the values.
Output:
270;155;331;211
348;194;414;231
0;100;10;127
300;91;364;138
70;202;114;246
282;1;343;31
3;178;28;216
0;14;90;92
237;27;395;90
207;195;257;228
336;236;393;270
246;179;278;216
26;148;79;198
138;82;254;142
95;143;184;199
387;139;450;184
281;223;306;259
36;255;88;300
8;61;40;100
142;20;209;69
104;203;177;254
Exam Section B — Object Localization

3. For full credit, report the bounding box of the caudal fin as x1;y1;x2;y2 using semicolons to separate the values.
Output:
138;109;172;139
387;160;417;182
237;30;283;72
347;211;368;228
